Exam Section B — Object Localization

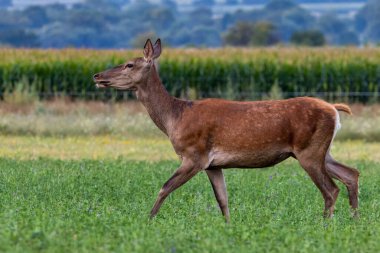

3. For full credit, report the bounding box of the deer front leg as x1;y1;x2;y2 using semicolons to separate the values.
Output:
150;159;200;218
206;169;230;223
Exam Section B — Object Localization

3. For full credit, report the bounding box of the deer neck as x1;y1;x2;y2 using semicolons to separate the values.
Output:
136;66;176;136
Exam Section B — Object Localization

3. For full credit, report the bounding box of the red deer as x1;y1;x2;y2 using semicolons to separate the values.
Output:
93;39;359;222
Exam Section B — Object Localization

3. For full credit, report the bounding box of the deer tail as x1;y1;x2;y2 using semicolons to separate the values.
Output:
333;103;352;115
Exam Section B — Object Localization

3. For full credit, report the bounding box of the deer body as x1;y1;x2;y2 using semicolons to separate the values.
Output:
171;97;339;170
94;39;360;222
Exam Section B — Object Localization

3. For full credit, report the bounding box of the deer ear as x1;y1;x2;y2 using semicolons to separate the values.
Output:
143;39;154;60
152;38;162;59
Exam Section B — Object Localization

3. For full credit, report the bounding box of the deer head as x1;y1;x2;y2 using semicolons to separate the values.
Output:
93;38;162;90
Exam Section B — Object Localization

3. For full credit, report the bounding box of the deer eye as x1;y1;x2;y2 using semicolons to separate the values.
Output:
125;63;134;69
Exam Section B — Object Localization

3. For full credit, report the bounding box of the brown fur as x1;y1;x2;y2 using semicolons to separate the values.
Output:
94;39;360;222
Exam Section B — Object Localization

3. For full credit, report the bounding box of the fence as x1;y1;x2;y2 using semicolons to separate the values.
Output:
2;90;376;104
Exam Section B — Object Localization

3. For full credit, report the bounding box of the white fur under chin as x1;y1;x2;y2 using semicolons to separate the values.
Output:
154;60;160;71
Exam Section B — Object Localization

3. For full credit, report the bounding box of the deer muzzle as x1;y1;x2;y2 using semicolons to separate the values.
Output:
93;74;111;88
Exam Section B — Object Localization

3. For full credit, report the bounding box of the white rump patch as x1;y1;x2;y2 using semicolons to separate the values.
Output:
328;109;341;152
334;109;341;137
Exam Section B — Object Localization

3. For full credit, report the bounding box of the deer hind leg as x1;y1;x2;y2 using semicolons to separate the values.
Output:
297;152;340;218
325;153;360;216
150;159;200;218
206;169;230;223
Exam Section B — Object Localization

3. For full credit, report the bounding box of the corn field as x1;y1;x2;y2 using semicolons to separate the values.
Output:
1;47;380;102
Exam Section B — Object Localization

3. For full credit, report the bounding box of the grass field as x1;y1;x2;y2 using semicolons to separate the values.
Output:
1;101;380;252
2;101;380;141
0;138;380;252
0;158;379;252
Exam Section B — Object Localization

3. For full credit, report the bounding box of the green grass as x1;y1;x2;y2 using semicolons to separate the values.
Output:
1;101;380;252
1;135;380;163
0;158;379;252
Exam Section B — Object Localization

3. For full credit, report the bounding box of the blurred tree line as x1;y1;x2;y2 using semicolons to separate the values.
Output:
0;0;377;48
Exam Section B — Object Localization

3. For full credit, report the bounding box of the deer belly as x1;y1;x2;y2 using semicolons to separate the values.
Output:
208;147;291;169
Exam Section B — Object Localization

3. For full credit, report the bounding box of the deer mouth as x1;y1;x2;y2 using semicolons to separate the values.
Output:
95;80;111;88
94;79;137;91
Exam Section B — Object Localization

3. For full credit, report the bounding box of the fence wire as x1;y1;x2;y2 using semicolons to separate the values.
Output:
2;90;378;103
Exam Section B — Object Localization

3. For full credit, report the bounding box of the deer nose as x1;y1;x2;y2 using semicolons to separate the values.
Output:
93;73;100;80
